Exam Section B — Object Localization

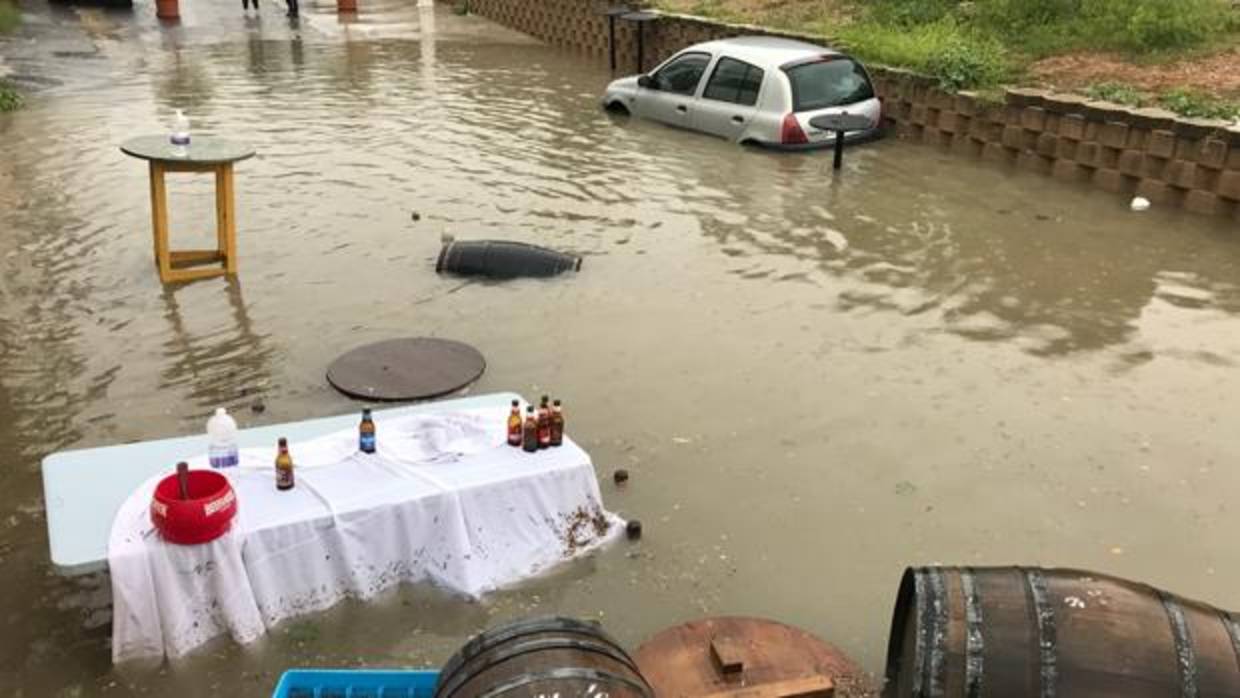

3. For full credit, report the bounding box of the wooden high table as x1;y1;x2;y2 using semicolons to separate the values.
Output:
121;135;256;283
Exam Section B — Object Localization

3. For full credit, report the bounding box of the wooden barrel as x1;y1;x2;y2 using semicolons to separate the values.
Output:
883;566;1240;698
434;616;654;698
635;616;879;697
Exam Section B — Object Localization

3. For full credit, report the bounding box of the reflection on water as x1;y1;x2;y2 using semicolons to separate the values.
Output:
159;279;276;408
2;0;1240;695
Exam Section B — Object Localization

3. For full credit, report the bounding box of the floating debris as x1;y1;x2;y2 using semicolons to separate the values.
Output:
626;520;643;540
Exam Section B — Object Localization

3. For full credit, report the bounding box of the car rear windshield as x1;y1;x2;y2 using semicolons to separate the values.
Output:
785;58;875;112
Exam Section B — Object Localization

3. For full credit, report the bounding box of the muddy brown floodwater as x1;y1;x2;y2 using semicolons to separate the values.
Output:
2;1;1240;695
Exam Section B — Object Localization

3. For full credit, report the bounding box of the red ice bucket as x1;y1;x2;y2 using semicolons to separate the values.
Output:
150;469;238;545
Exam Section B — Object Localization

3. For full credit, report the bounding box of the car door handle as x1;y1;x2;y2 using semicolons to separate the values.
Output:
676;105;688;113
731;116;744;124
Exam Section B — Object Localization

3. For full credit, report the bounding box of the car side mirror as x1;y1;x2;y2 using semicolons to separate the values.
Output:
637;75;655;90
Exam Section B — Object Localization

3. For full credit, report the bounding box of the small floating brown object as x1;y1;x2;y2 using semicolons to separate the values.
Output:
635;616;877;698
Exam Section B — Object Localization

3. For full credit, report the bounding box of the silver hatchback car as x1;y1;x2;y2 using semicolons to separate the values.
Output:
601;36;883;150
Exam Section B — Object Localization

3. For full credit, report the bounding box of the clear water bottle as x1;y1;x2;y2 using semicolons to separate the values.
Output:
207;407;240;468
170;109;190;156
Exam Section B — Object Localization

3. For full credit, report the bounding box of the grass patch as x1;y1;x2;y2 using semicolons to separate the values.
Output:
835;19;1010;91
683;0;744;22
1084;82;1144;106
0;2;19;34
1083;82;1240;121
1158;88;1240;121
658;0;1239;91
866;0;1237;57
0;80;21;112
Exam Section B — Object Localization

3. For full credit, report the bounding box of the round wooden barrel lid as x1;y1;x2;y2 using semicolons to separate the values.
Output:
326;337;485;401
634;616;878;698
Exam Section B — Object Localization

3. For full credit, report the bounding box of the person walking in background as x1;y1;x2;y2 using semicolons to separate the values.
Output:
243;0;258;12
285;0;298;17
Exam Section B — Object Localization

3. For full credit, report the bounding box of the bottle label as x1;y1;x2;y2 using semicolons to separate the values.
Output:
209;451;239;468
277;468;294;488
170;133;190;146
360;433;376;453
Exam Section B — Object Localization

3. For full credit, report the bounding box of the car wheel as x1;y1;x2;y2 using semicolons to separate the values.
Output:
604;101;631;116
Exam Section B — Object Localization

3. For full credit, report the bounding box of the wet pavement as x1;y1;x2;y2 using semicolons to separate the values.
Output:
2;0;1240;695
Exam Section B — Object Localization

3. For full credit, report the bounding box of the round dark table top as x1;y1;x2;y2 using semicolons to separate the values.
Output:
326;337;487;402
120;135;256;164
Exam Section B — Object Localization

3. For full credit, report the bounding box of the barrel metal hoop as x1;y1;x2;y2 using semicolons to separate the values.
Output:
926;567;949;698
1024;569;1057;698
912;569;929;697
437;618;622;693
436;637;644;698
961;568;985;698
474;667;653;698
435;241;454;273
1159;592;1199;698
1222;611;1240;676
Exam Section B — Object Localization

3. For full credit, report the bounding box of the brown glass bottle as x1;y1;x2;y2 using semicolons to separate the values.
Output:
359;408;376;454
507;399;523;447
549;399;564;447
522;406;539;453
537;395;552;449
275;437;295;490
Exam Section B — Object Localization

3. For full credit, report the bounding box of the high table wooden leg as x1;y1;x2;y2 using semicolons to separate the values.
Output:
218;164;238;275
150;162;172;282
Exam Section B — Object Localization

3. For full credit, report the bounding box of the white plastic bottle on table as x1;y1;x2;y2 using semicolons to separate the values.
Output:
207;407;239;468
170;109;190;156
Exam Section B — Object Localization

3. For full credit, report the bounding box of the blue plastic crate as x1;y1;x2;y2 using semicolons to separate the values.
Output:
271;669;439;698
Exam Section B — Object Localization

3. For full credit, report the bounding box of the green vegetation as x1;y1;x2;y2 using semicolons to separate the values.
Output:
0;81;20;112
0;1;21;112
1158;88;1240;120
1084;82;1144;106
657;0;1239;99
1083;82;1240;121
833;19;1009;91
685;0;742;23
0;1;19;34
851;0;1234;57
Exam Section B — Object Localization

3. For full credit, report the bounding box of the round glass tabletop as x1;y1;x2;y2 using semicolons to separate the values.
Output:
120;135;256;164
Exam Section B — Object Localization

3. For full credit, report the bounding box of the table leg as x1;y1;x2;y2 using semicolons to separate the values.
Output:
215;164;238;275
150;162;172;282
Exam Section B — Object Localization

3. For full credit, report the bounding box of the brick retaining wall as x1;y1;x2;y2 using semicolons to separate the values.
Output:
459;0;1240;220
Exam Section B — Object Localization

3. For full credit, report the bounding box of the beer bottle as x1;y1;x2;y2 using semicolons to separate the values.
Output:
522;405;539;453
506;399;523;447
537;395;552;449
550;399;565;447
359;408;376;454
275;437;295;491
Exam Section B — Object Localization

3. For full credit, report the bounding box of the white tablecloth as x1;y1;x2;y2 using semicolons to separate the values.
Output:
108;407;621;663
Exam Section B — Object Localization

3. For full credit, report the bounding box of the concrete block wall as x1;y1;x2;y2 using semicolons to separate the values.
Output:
874;74;1240;219
459;0;1240;220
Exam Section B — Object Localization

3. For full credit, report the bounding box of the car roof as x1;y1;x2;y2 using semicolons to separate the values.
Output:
686;36;842;70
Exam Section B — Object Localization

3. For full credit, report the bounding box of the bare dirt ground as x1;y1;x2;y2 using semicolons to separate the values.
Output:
1030;49;1240;98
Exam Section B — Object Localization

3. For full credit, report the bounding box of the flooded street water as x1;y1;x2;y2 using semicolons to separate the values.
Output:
3;1;1240;694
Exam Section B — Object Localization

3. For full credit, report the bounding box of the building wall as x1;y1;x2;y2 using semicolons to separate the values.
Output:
460;0;1240;219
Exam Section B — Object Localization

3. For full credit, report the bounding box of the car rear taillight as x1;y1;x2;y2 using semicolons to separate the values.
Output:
781;113;808;145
